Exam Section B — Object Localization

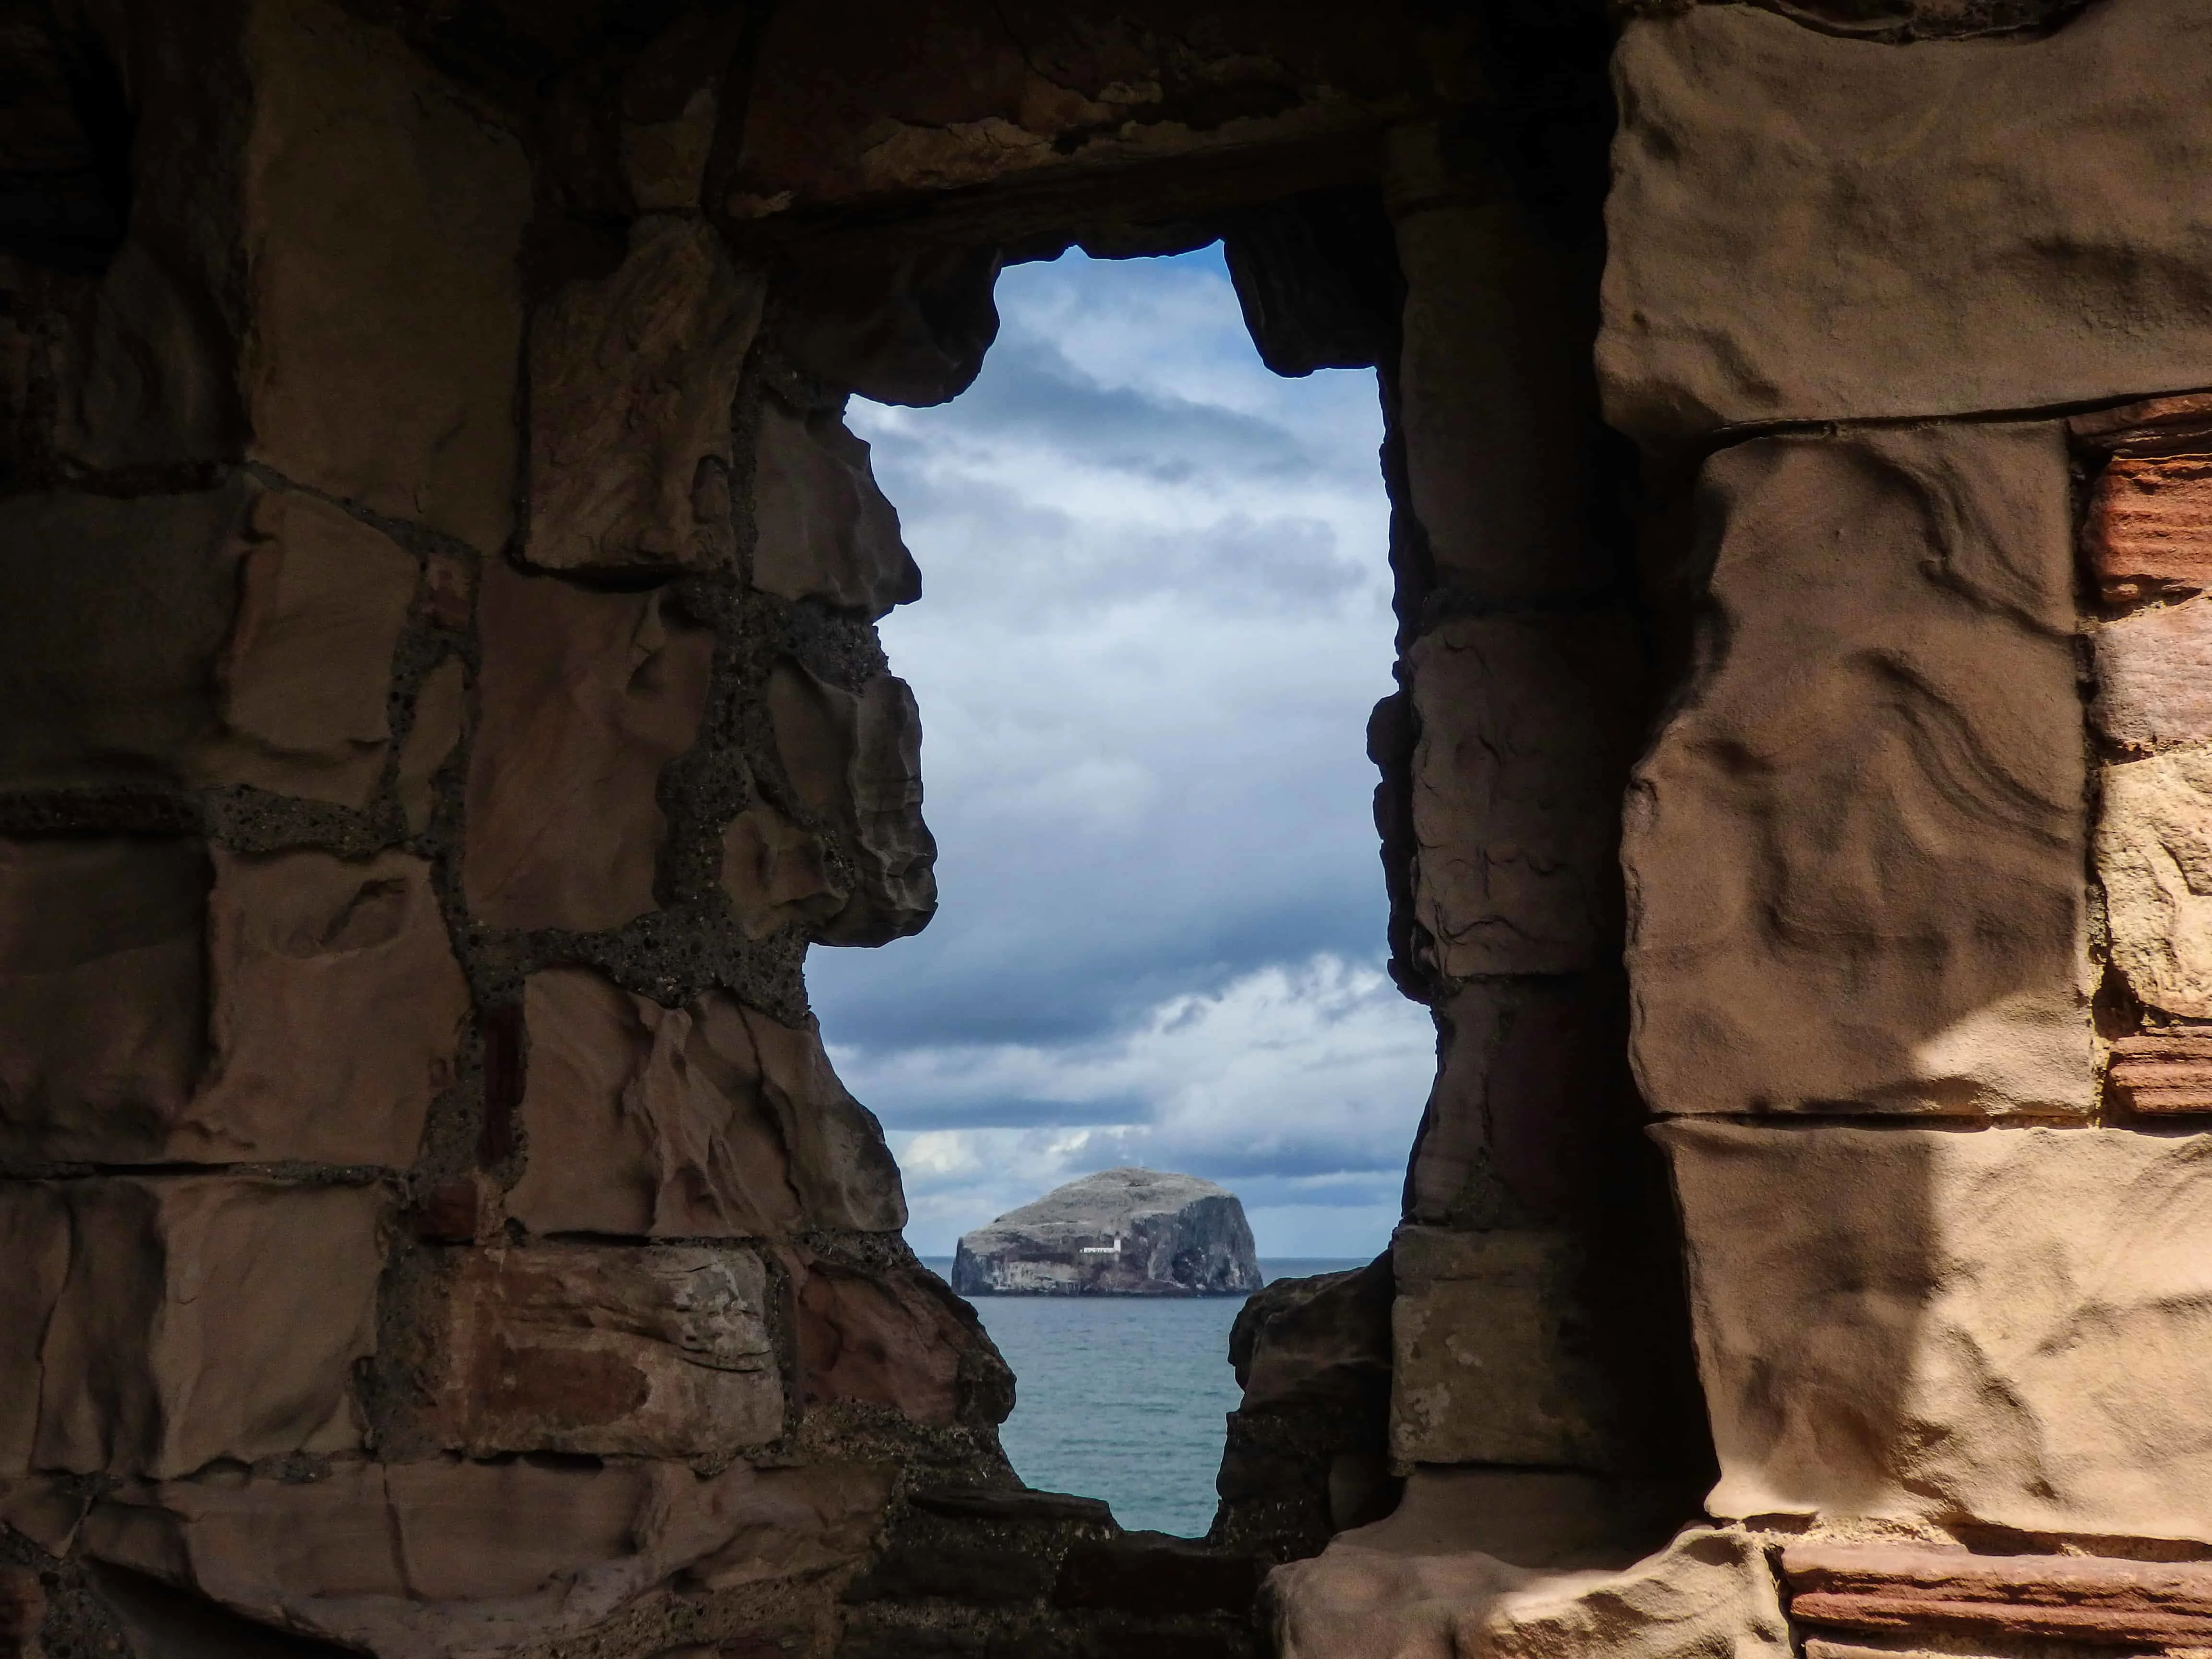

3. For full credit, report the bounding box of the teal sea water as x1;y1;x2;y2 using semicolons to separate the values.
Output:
925;1258;1367;1538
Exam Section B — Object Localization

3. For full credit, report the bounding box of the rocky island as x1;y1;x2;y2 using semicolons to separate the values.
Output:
951;1167;1264;1296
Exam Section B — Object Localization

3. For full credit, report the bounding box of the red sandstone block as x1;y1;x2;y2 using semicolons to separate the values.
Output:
2083;453;2212;602
2108;1030;2212;1113
1782;1543;2212;1647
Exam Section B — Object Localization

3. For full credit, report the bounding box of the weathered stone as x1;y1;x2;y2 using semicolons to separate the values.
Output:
750;395;920;616
1392;155;1608;606
623;85;718;213
395;656;466;835
242;0;530;553
2091;598;2212;753
2083;454;2212;604
2099;747;2212;1020
527;216;763;574
766;663;936;944
951;1167;1262;1296
0;1564;41;1659
0;838;206;1164
2;844;464;1166
78;1456;889;1658
0;1187;69;1476
1230;1254;1393;1415
505;967;906;1238
1053;1534;1263;1615
1626;424;2090;1117
0;484;248;790
1658;1120;2212;1538
1782;1544;2212;1648
1267;1518;1786;1659
2107;1029;2212;1114
1389;1226;1611;1472
1601;0;2212;441
719;802;845;938
204;487;418;806
1405;977;1635;1228
464;562;715;931
793;1252;1006;1428
429;1244;781;1458
1407;614;1641;980
4;1176;384;1479
184;847;467;1167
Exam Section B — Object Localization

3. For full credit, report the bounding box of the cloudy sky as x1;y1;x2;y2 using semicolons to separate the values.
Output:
806;246;1434;1260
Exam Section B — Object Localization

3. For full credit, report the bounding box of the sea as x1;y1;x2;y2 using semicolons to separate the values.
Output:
921;1257;1367;1538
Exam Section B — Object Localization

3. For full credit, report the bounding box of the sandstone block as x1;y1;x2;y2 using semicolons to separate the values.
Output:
203;487;419;805
1389;1226;1612;1472
78;1455;889;1656
2083;454;2212;604
2099;747;2212;1019
2108;1029;2212;1114
505;967;906;1238
0;838;206;1163
527;216;763;574
623;85;718;212
750;395;920;617
1602;0;2212;440
3;1176;384;1479
1782;1543;2212;1648
1;842;466;1167
793;1253;1004;1428
2091;598;2212;753
242;0;531;553
185;847;467;1166
1267;1521;1788;1659
766;663;935;944
1405;976;1634;1227
1626;424;2090;1118
719;803;845;938
1393;191;1609;605
464;562;715;932
429;1244;780;1458
0;484;248;790
395;656;466;834
1658;1120;2212;1538
1407;614;1640;980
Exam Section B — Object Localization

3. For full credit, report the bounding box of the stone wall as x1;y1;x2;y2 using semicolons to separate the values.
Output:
15;0;2212;1656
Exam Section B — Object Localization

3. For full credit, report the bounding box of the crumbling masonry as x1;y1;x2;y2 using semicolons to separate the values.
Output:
6;1;2212;1657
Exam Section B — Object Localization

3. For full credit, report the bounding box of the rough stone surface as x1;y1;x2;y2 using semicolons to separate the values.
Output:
2107;1029;2212;1114
429;1244;781;1458
0;483;249;790
2083;454;2212;604
766;662;936;944
793;1252;1007;1428
465;562;716;932
1390;1226;1612;1472
2;1176;385;1479
242;0;531;553
188;847;468;1166
718;803;845;938
2098;746;2212;1020
2092;598;2212;753
951;1167;1262;1296
1601;0;2212;441
1626;424;2090;1117
1408;614;1641;980
1;843;467;1166
1782;1543;2212;1647
0;837;206;1164
396;656;466;835
750;394;920;616
77;1457;890;1659
1404;976;1635;1229
505;967;905;1238
1267;1519;1786;1659
1659;1121;2212;1539
527;216;763;574
205;486;419;805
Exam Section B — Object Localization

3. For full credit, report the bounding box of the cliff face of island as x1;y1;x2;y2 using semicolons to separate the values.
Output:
951;1167;1264;1296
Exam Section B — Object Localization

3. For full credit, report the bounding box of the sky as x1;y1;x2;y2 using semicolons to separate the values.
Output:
805;245;1434;1261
